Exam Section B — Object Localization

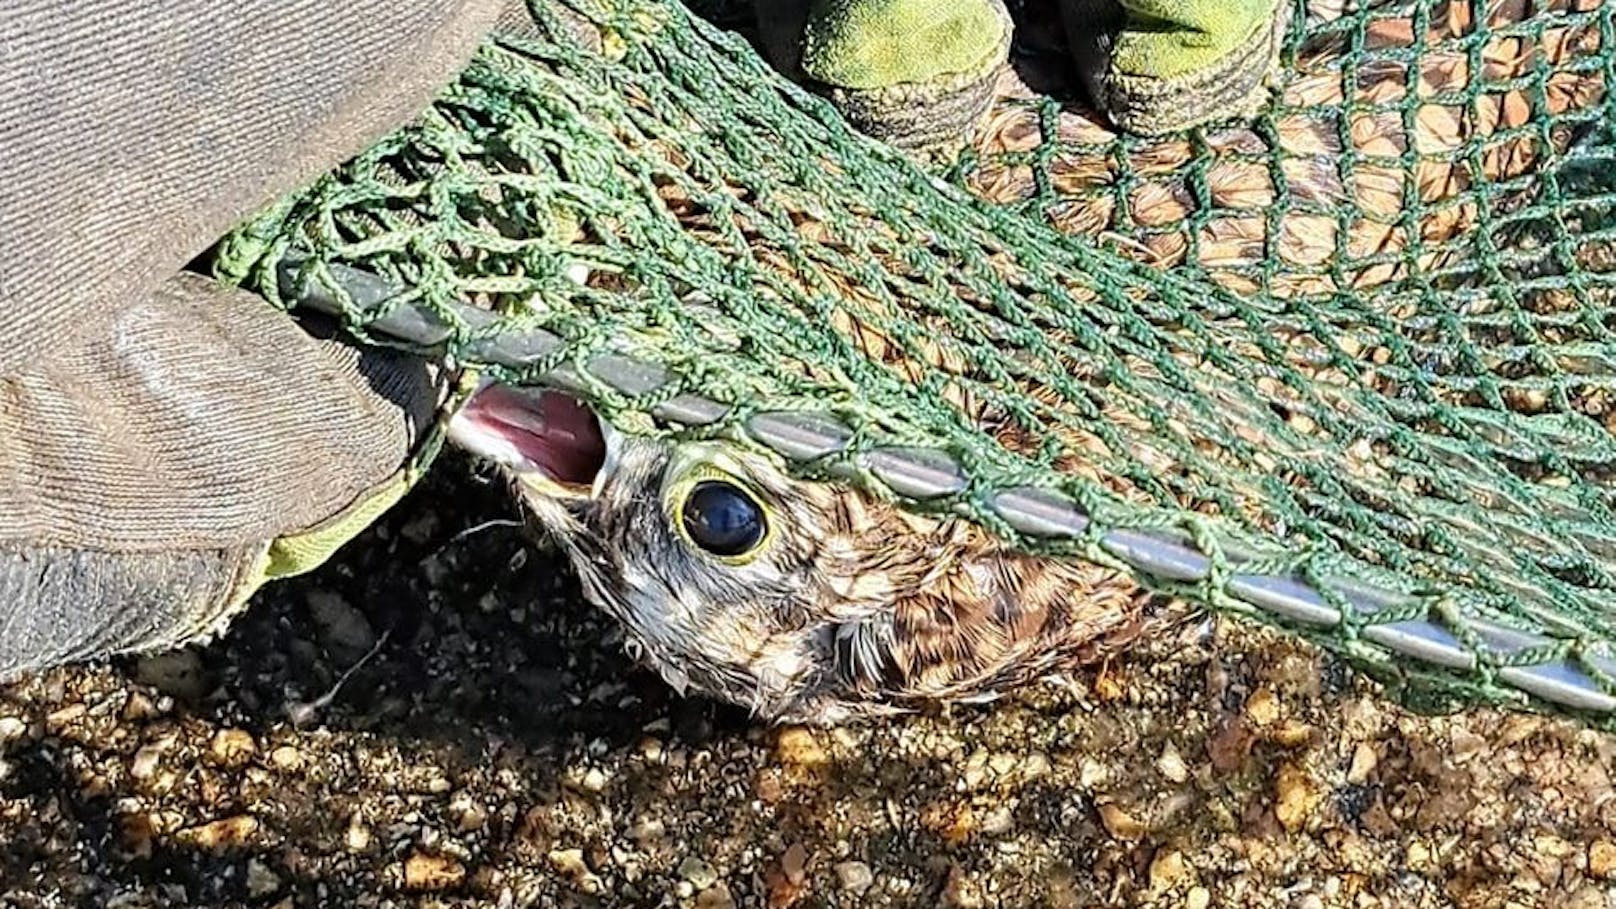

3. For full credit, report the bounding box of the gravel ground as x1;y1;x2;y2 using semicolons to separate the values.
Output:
4;458;1616;909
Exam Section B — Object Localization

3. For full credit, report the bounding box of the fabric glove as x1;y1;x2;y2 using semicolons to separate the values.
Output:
1060;0;1292;134
0;0;520;679
752;0;1014;154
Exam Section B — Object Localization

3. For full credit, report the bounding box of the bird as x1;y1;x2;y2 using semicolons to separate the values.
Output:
449;382;1158;724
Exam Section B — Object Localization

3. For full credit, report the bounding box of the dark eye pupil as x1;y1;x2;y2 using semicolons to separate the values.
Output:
681;481;765;557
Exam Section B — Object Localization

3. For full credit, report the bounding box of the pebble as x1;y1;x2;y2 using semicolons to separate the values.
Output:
638;737;665;762
834;861;874;894
130;740;171;781
307;590;377;654
133;650;208;700
207;729;256;769
0;716;27;743
979;805;1014;837
1186;886;1211;909
549;848;590;878
630;818;665;844
1148;849;1189;891
1156;742;1189;784
45;704;85;729
403;850;465;891
246;858;282;898
581;767;608;792
678;856;719;890
176;815;259;851
775;727;829;768
345;815;372;853
1098;802;1146;840
269;746;305;772
1346;742;1378;784
1590;840;1616;879
781;843;809;885
120;693;161;722
455;801;489;833
1245;688;1280;727
1275;764;1320;833
696;884;737;909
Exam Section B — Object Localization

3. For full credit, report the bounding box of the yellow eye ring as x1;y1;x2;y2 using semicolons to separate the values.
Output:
668;467;772;565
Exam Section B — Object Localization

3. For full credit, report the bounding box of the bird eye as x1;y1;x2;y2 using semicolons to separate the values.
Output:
680;480;767;558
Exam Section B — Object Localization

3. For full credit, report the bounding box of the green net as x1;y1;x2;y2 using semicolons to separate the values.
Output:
214;0;1616;724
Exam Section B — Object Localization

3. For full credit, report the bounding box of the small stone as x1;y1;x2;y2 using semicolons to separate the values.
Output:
1093;664;1127;701
1245;687;1280;727
834;861;874;894
781;843;809;885
207;729;256;769
456;802;489;833
1156;743;1189;784
549;848;604;894
45;704;85;729
1148;849;1189;891
1271;721;1314;748
630;818;665;844
987;752;1018;777
403;851;465;891
697;885;737;909
679;856;719;890
1206;716;1256;774
1098;802;1147;840
176;815;259;851
1346;742;1378;784
134;650;208;700
550;848;590;877
638;737;665;762
130;739;174;781
0;716;27;743
1297;896;1324;909
1275;764;1320;833
345;816;372;852
775;727;829;768
1589;840;1616;879
1186;886;1211;909
581;768;608;792
307;590;376;654
269;746;305;772
940;865;983;909
246;858;282;898
979;805;1014;836
1450;727;1488;763
120;693;160;722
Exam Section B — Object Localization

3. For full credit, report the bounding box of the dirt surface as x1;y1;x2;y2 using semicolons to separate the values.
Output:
2;457;1614;909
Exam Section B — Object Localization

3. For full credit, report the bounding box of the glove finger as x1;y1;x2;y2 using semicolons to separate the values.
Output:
0;274;450;678
1059;0;1292;135
0;0;508;374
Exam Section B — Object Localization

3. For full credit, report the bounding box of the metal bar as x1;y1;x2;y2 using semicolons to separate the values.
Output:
275;258;1616;715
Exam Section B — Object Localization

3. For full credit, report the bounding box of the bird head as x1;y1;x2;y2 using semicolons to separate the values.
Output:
450;381;1144;724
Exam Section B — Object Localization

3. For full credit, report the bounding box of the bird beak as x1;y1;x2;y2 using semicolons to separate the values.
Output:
447;379;611;505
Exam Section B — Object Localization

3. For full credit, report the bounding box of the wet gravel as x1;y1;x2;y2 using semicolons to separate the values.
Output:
3;457;1615;908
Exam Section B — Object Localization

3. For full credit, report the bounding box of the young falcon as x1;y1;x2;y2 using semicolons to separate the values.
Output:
450;382;1158;725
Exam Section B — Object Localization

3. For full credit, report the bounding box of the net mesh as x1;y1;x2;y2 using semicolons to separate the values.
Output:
214;0;1616;722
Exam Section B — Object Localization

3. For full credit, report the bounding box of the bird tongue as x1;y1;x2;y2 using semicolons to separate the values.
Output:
450;384;606;489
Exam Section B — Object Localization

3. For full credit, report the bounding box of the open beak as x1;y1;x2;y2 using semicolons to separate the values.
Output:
448;380;610;503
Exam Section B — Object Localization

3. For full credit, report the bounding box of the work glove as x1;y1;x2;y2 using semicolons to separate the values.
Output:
0;0;521;679
1059;0;1292;134
752;0;1014;154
